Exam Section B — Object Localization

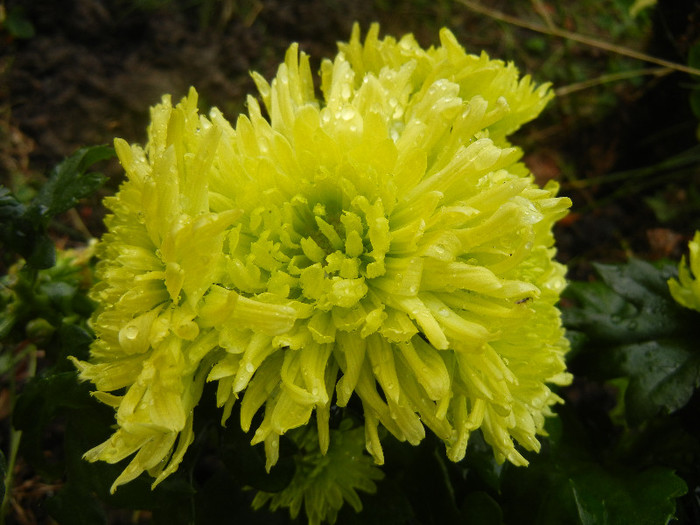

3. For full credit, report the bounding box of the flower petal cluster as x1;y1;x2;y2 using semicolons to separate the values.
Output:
72;23;571;493
252;422;383;525
668;231;700;312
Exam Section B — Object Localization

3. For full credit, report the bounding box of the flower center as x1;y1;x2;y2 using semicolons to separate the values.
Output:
228;185;391;312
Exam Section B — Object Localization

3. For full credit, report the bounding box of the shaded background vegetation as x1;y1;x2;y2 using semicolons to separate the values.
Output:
1;0;700;523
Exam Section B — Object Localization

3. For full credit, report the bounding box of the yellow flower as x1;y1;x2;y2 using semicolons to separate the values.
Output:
72;23;571;493
668;231;700;312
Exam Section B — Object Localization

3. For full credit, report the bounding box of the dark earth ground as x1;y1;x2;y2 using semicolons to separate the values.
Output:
1;1;700;523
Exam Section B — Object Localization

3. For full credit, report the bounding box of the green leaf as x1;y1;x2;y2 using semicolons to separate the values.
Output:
30;145;113;223
2;7;35;39
568;465;687;525
0;146;112;268
0;186;24;222
617;339;700;424
500;409;689;525
564;260;689;343
0;186;50;267
563;259;700;425
337;477;415;525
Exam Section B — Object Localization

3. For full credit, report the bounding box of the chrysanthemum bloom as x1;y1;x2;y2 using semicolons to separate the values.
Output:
668;231;700;311
72;23;571;493
253;422;383;525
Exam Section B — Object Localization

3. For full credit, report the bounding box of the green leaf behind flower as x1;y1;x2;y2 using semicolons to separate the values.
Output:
30;145;113;223
499;411;688;525
563;259;700;425
568;465;687;525
0;145;113;269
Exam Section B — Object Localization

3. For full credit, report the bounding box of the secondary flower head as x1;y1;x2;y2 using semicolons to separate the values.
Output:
668;231;700;312
72;23;571;494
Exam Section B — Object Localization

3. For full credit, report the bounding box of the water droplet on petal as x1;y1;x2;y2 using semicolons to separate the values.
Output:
123;325;139;340
245;362;255;374
438;308;449;317
341;107;356;121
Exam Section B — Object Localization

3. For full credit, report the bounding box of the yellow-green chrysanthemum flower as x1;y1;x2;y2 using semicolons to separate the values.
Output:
252;421;383;525
668;231;700;311
72;23;572;493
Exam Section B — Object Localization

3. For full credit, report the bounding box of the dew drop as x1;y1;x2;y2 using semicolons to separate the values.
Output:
123;325;139;340
438;308;449;317
341;84;352;100
408;286;418;294
245;362;255;374
312;387;319;396
341;107;356;121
